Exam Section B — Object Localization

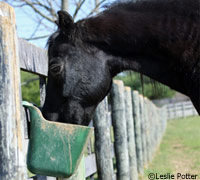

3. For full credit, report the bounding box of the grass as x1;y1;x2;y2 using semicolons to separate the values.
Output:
88;116;200;180
142;116;200;180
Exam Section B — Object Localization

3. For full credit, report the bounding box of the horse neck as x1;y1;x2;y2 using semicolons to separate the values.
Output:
83;13;189;86
80;1;200;113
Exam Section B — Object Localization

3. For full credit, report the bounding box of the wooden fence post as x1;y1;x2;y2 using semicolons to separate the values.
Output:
0;2;27;179
173;103;176;119
151;103;157;158
110;80;130;180
124;87;138;180
156;107;160;148
144;98;150;165
93;98;114;180
167;105;170;120
139;95;148;168
39;76;46;107
150;103;157;157
132;91;143;175
153;107;158;149
147;100;154;163
161;107;167;136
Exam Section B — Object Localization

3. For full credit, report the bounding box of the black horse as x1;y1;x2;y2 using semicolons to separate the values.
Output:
42;0;200;125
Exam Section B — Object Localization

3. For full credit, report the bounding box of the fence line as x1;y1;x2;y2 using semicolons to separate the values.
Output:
165;101;198;120
0;3;168;180
89;81;167;180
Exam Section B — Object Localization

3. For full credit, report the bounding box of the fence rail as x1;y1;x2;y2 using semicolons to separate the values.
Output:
19;38;48;76
0;3;168;180
165;101;198;120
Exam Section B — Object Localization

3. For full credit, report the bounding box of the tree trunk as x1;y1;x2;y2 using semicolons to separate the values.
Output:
61;0;68;11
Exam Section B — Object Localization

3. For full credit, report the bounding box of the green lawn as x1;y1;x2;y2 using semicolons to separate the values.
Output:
142;116;200;179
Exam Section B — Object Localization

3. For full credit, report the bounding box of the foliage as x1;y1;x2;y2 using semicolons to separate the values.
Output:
21;71;40;106
115;71;175;100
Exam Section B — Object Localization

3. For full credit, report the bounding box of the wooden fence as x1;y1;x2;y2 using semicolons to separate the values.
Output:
0;3;167;180
92;82;167;180
165;101;198;120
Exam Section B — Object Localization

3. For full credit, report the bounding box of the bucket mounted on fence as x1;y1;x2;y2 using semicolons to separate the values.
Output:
23;101;93;178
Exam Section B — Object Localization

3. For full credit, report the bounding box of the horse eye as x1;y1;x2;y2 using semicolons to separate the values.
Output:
50;64;63;75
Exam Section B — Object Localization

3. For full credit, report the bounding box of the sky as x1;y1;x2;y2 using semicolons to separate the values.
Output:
13;0;112;49
14;5;55;48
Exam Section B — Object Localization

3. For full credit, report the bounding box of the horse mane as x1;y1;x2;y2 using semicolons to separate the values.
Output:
48;0;200;62
105;0;200;21
82;0;199;61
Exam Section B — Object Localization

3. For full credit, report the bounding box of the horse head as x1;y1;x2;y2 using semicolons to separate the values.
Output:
42;11;114;125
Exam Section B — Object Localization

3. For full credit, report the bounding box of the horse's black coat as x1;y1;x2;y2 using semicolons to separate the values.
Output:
43;0;200;125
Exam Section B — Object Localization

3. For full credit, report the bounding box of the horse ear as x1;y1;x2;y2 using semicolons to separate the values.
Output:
57;11;74;36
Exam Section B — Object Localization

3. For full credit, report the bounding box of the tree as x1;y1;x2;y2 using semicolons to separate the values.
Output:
115;72;175;100
21;71;40;106
4;0;106;41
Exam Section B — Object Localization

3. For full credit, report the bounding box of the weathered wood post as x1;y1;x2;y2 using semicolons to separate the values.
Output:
181;102;185;118
153;107;158;149
173;103;176;119
162;107;167;137
162;107;167;135
110;80;130;180
156;108;161;148
39;76;46;106
93;98;114;180
139;95;148;168
124;87;138;180
151;103;157;157
0;2;27;180
157;109;161;145
167;105;170;120
144;97;150;165
160;108;165;143
132;91;143;175
147;100;154;163
149;102;156;161
160;108;164;144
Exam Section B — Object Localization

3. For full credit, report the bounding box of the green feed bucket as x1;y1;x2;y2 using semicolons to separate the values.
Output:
23;101;93;178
